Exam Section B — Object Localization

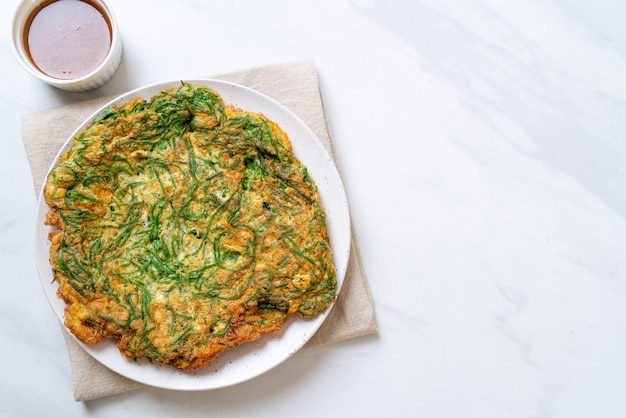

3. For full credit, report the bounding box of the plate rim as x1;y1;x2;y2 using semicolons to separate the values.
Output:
34;78;351;391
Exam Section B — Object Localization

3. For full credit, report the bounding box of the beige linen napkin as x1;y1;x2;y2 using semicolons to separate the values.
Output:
22;60;377;402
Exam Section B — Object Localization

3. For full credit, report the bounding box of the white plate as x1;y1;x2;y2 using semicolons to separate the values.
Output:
34;79;351;391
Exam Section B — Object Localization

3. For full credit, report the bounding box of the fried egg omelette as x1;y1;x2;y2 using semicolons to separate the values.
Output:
43;83;336;370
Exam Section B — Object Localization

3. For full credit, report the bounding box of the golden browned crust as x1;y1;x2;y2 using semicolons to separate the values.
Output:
43;84;336;370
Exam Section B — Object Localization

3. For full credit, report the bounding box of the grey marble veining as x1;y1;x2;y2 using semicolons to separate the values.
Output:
1;0;625;416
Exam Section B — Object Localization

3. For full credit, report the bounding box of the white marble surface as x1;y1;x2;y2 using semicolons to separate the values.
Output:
1;0;626;416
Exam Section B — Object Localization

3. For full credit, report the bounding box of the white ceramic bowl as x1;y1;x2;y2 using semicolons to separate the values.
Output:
11;0;123;92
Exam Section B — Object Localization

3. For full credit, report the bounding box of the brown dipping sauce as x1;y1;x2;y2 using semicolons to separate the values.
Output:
24;0;112;80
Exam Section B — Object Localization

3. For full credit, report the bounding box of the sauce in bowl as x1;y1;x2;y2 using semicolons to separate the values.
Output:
24;0;112;80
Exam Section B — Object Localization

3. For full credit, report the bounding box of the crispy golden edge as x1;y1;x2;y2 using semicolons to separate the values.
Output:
43;85;336;370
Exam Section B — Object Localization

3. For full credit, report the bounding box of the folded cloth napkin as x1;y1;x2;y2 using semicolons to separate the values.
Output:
22;60;377;402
